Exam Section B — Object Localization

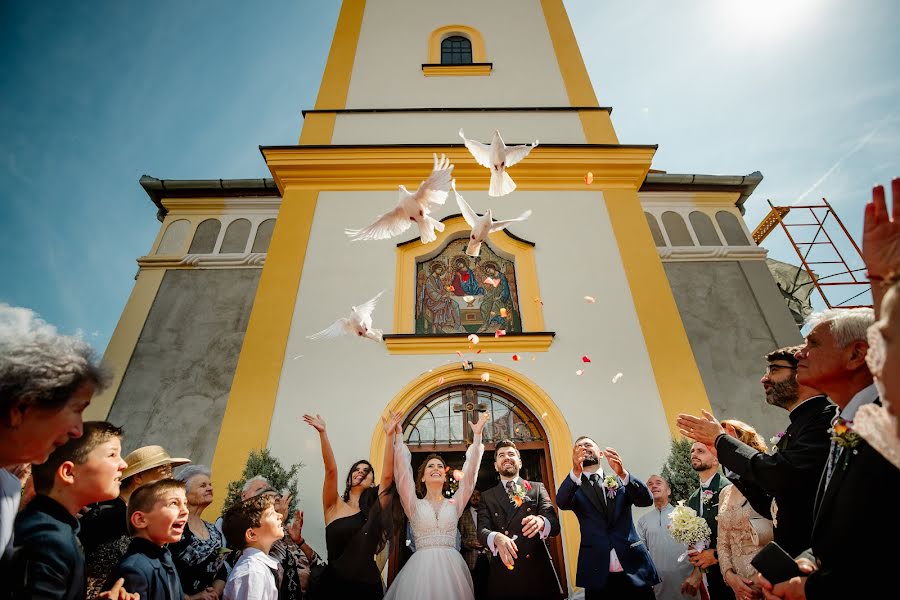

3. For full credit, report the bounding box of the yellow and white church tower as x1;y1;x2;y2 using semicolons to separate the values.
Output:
88;0;801;591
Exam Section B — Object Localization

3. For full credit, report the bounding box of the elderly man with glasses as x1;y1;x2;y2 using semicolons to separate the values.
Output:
676;346;834;557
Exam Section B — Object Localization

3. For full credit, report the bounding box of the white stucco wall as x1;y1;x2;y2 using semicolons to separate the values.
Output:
267;189;675;562
344;0;571;109
331;111;586;144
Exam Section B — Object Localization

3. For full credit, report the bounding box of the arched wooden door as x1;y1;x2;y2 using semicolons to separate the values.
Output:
387;383;567;598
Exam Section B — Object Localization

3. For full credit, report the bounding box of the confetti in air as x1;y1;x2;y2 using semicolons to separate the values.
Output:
534;297;543;306
453;469;465;481
576;369;585;376
456;350;464;357
495;329;507;338
612;372;624;384
448;498;456;504
584;296;596;304
476;349;483;354
541;412;549;418
584;172;594;185
468;334;480;345
292;355;304;360
481;372;491;382
438;377;445;385
406;539;412;547
512;354;521;361
582;355;592;363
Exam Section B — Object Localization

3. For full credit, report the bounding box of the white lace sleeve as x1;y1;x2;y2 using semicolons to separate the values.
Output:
393;437;418;518
452;432;484;518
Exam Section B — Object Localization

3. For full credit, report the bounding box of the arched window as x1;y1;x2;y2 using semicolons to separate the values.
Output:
716;211;751;246
251;218;276;253
644;212;666;247
156;219;190;255
689;211;723;246
188;219;221;254
661;211;695;247
219;218;251;253
404;385;542;446
441;35;473;65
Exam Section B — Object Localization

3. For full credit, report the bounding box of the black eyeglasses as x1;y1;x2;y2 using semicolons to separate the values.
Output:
765;364;797;375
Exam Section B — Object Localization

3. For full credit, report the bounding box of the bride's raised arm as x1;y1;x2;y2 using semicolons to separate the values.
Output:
452;411;488;517
392;417;418;517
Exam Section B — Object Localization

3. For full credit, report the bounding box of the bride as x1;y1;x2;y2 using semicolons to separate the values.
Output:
385;411;489;600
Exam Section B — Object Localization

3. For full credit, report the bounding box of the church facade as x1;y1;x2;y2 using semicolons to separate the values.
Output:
87;0;800;590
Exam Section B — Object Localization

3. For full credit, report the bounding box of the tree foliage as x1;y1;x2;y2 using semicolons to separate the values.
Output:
660;437;699;504
223;448;302;515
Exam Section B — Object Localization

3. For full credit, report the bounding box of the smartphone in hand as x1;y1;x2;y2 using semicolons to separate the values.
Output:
750;542;804;584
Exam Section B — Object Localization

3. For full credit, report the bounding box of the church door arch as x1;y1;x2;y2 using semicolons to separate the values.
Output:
387;382;567;597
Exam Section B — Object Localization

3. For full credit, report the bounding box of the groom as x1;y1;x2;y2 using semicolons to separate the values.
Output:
477;439;562;600
556;436;658;599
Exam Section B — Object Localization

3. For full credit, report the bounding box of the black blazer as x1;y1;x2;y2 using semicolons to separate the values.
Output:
12;494;85;600
556;472;658;592
106;537;184;600
804;399;900;599
477;479;562;600
715;395;836;556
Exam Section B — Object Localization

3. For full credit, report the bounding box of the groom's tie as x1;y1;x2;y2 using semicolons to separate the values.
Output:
588;473;607;512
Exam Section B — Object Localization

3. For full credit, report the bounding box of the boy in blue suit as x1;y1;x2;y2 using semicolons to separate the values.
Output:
557;436;659;599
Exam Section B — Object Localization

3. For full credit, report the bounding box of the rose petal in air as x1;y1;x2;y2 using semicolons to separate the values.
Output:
576;369;585;376
585;172;594;185
495;329;507;338
476;349;483;354
468;334;480;345
512;354;521;361
612;372;624;384
448;498;456;504
481;372;490;382
584;296;596;303
456;350;464;357
582;355;591;363
438;377;445;384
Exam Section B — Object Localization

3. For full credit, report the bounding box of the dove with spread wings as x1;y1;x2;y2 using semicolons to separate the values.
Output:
307;291;385;342
345;154;453;244
458;129;538;197
452;181;532;257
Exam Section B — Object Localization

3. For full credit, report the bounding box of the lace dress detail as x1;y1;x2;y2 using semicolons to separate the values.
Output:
717;485;771;579
384;432;484;600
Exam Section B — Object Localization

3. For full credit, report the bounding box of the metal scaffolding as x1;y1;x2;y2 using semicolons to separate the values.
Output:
752;198;871;309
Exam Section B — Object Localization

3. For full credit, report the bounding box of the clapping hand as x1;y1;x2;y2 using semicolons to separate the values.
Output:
303;413;326;433
677;410;726;445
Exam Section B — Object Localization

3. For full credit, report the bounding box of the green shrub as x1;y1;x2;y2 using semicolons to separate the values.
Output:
222;448;302;516
660;437;699;504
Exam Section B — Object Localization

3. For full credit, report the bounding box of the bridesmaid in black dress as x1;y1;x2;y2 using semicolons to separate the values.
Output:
303;411;402;599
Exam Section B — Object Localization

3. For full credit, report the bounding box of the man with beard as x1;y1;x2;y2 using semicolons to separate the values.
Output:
477;440;562;600
556;436;657;599
676;347;834;557
683;442;732;600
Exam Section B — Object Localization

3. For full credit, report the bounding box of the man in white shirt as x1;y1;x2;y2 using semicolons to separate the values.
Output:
636;475;694;600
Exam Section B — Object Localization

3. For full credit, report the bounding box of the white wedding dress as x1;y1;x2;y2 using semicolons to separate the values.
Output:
384;432;484;600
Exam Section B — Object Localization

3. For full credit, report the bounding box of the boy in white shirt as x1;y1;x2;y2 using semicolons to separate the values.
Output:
221;494;285;600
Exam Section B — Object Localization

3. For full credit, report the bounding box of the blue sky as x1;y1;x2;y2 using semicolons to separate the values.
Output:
1;0;898;353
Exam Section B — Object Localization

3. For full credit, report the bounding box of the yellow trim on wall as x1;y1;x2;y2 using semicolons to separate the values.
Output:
263;145;655;194
84;269;166;421
384;334;553;355
427;24;487;64
422;64;492;77
298;0;366;144
540;0;618;144
392;216;544;334
367;362;581;591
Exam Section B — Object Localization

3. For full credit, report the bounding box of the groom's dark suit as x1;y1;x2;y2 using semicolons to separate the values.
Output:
556;472;658;597
477;478;562;600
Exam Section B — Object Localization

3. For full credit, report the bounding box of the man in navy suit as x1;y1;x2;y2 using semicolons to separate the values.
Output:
557;436;658;599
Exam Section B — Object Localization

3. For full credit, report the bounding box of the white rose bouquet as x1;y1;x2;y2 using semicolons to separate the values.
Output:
668;501;712;559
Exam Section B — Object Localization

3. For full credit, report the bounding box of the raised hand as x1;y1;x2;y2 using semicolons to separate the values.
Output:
382;410;402;436
863;178;900;279
303;413;326;433
97;579;139;600
470;411;489;436
572;444;588;479
287;509;304;544
603;447;628;480
677;410;726;445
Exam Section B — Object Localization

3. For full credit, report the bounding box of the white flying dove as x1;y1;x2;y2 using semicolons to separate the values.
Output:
345;154;453;244
458;129;538;197
307;291;385;342
453;181;532;257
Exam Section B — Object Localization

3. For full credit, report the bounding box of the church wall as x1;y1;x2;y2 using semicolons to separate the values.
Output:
344;0;572;110
266;188;677;558
107;268;261;466
663;261;803;441
330;111;586;145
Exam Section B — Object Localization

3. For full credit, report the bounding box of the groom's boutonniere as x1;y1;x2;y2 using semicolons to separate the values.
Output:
603;475;619;499
701;489;714;506
769;432;785;452
830;418;862;450
509;480;532;507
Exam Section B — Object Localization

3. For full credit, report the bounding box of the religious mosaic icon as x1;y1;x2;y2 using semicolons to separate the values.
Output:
415;238;521;334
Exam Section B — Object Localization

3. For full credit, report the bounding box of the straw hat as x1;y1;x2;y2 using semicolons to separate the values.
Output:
122;445;190;479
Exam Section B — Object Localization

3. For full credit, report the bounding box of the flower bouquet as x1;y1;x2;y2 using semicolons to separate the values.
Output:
669;501;712;594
